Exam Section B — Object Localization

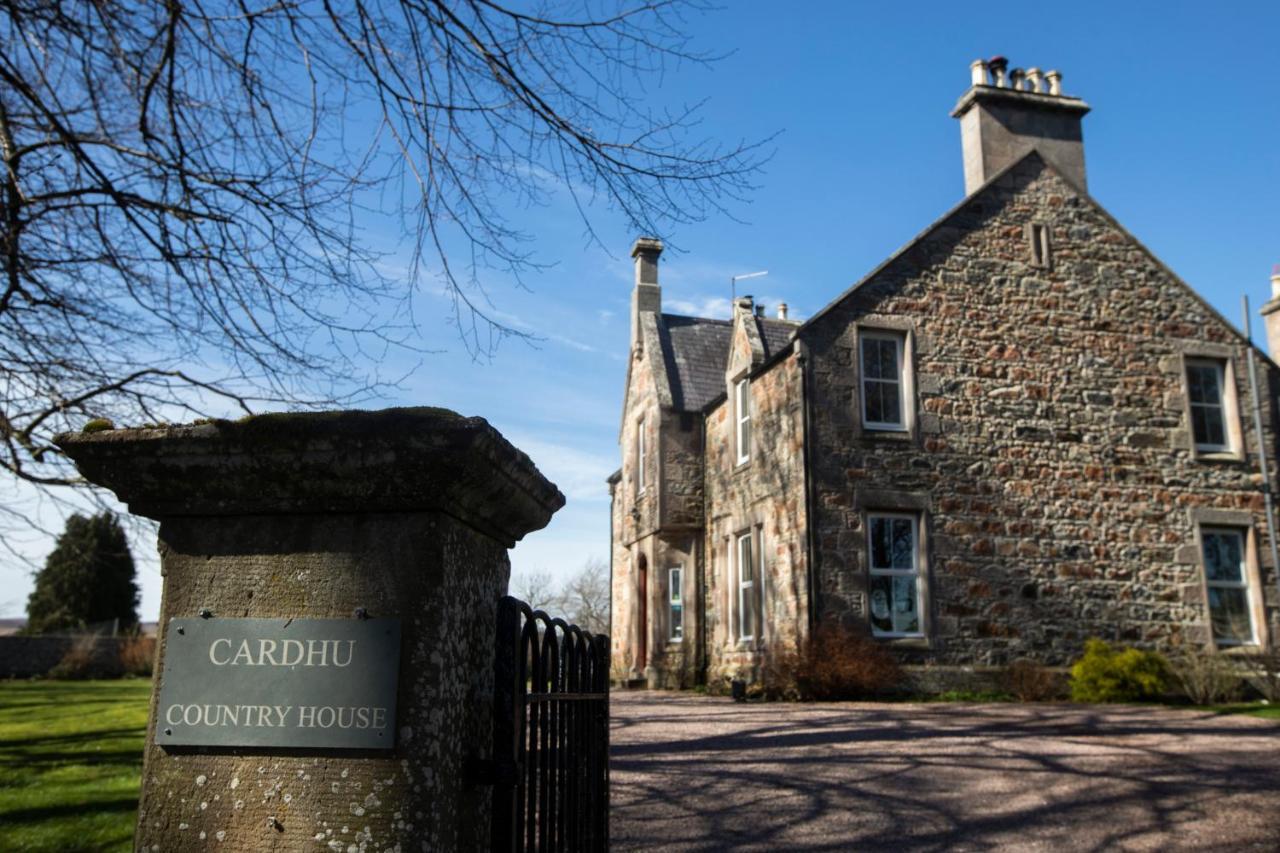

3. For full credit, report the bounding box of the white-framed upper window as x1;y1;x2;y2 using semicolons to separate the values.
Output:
734;378;751;464
1186;359;1230;453
668;567;683;641
860;331;906;431
734;529;762;642
867;512;923;638
1200;527;1257;646
636;416;647;494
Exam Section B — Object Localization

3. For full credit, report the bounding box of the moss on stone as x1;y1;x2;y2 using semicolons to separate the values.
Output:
81;418;114;433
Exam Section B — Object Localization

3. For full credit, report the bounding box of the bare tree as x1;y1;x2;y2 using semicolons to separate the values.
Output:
509;559;608;636
509;568;563;615
0;1;764;552
558;557;610;636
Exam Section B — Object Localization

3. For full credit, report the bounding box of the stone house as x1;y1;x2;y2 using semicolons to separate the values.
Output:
609;58;1280;689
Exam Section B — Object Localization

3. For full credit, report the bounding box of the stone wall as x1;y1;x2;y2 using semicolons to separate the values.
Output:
612;334;658;681
614;316;710;685
0;635;134;678
801;154;1280;667
703;348;810;685
56;408;565;851
137;512;507;851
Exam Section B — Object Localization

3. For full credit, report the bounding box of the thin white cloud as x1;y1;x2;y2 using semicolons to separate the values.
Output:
546;333;598;353
666;295;732;319
505;434;614;504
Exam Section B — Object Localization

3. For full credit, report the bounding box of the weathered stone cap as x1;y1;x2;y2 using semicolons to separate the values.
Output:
55;407;565;547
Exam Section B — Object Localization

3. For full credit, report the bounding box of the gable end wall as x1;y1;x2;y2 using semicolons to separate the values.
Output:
801;157;1280;666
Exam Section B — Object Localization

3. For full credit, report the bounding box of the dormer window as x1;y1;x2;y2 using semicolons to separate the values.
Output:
734;378;751;464
860;331;907;431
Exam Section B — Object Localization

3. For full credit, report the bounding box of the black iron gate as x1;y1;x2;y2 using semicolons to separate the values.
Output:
491;595;610;852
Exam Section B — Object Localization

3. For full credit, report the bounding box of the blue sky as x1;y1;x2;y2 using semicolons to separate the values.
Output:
4;1;1279;620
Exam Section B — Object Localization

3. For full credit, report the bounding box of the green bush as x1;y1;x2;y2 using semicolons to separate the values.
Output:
1069;638;1169;703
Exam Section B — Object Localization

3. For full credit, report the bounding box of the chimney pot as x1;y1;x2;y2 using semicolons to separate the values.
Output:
777;303;789;320
1261;265;1280;359
755;304;765;318
988;56;1009;87
952;60;1088;194
970;59;988;87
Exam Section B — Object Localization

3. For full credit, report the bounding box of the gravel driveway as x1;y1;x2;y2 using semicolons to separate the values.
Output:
610;691;1280;852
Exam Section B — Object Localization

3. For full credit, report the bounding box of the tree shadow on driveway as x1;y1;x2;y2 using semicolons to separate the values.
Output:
610;693;1280;852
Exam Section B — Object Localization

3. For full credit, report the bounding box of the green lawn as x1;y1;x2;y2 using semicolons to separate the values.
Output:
0;679;1272;853
0;680;150;853
1209;701;1280;719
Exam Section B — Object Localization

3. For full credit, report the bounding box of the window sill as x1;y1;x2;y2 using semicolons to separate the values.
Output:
1215;641;1262;655
875;635;931;650
1193;449;1245;464
858;427;914;442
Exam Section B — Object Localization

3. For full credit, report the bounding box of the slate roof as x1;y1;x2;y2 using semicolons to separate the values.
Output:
756;317;797;361
657;314;733;412
655;312;798;412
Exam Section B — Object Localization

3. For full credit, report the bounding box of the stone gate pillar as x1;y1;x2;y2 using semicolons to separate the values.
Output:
57;408;564;851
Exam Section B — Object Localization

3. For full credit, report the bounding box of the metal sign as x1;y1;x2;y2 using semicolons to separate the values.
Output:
155;616;401;749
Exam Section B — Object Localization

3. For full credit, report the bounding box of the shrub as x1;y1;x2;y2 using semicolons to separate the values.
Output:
1069;638;1168;703
1167;650;1242;705
764;623;902;701
1237;648;1280;703
49;635;116;679
1003;659;1063;702
119;635;156;677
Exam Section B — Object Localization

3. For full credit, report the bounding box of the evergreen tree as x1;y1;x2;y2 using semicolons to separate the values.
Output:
26;513;139;634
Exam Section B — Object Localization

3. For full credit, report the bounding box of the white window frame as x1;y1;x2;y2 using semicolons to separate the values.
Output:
1199;526;1258;647
860;331;907;432
636;416;647;494
734;529;762;642
734;378;751;464
1185;358;1231;454
866;512;924;639
668;566;683;641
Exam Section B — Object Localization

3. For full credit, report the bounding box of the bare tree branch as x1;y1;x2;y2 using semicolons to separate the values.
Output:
0;0;766;554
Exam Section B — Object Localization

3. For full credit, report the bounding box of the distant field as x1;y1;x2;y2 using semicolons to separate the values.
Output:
0;680;150;853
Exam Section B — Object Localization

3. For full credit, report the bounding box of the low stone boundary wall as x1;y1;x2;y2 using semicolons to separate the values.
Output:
0;635;152;678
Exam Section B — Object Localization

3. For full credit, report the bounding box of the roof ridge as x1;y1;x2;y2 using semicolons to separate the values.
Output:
800;149;1052;331
661;311;732;325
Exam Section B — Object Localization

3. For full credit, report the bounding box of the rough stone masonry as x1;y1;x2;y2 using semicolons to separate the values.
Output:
610;57;1280;690
58;407;563;852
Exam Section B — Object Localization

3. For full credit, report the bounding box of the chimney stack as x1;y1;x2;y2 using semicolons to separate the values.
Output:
630;237;662;351
952;57;1090;195
777;303;789;320
1261;265;1280;360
